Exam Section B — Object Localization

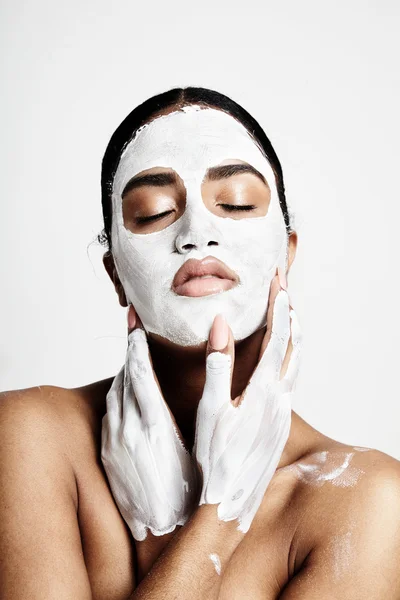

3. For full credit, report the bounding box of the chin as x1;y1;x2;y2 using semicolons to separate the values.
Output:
146;330;209;355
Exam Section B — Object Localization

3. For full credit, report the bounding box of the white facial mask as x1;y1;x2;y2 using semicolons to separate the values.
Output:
111;105;288;346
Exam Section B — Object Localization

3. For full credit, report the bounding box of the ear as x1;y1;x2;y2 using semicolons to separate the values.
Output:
287;231;298;273
103;251;128;307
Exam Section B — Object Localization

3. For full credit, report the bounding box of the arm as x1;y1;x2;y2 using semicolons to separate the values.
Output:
130;504;244;600
1;385;232;600
0;389;93;600
104;281;300;598
129;289;298;598
279;464;400;599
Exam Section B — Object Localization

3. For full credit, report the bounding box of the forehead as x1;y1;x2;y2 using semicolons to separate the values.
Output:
112;105;274;198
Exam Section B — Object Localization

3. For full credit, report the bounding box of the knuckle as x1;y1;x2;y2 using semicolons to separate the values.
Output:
119;426;136;451
129;356;148;380
206;351;232;374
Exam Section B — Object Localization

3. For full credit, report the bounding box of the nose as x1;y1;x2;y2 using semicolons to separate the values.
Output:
175;230;219;254
174;212;220;254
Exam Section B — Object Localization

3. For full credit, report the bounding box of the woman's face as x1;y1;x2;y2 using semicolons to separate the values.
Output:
110;105;290;347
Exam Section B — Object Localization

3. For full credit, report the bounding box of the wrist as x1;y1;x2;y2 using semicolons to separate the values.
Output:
192;503;245;556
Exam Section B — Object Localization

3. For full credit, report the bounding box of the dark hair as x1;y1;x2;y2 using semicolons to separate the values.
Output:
99;86;292;251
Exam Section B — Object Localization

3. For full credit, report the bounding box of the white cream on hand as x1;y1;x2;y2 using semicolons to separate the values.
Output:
193;291;302;533
101;327;198;541
102;105;299;539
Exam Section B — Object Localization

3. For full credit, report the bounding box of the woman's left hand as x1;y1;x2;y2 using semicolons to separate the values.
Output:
193;275;302;534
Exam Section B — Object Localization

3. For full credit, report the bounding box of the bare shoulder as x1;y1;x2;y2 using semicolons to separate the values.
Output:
319;442;400;530
0;384;75;447
0;378;114;466
0;382;113;598
277;442;400;598
0;385;79;514
0;378;114;417
280;440;400;527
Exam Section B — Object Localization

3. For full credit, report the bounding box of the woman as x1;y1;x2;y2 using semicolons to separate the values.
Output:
1;87;399;600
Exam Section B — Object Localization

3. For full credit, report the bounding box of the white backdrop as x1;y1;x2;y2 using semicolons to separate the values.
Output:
1;0;399;459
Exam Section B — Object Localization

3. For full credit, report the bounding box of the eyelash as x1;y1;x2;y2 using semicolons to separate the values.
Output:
136;210;173;224
220;204;256;212
136;204;256;224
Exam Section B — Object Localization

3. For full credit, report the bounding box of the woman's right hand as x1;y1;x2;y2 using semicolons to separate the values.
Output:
101;308;199;542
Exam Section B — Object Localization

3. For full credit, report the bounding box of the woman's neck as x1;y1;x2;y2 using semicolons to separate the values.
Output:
146;327;321;467
147;327;265;447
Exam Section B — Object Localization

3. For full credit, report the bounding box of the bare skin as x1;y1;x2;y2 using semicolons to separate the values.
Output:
1;277;400;599
1;143;400;597
1;379;400;599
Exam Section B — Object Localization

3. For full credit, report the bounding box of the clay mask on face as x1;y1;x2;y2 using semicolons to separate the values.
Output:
111;105;288;346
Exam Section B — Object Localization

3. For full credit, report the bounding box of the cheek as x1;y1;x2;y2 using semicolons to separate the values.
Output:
221;221;283;261
119;232;182;290
217;221;286;287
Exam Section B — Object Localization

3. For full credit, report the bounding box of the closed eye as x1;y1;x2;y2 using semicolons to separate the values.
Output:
218;204;257;212
136;210;174;224
136;204;257;224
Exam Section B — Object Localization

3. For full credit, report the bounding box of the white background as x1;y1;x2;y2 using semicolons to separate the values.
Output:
1;1;399;458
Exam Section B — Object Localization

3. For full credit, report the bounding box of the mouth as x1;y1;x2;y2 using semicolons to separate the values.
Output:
172;256;239;298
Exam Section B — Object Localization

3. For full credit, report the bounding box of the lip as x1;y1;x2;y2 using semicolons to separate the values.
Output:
172;256;239;297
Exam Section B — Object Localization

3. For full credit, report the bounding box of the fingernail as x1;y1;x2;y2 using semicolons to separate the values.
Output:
210;314;229;350
127;305;136;330
278;267;287;290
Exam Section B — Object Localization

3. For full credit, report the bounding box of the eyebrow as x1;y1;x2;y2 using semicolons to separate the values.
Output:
121;163;268;197
207;163;268;186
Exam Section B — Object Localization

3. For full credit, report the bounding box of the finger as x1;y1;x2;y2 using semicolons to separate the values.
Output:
126;324;189;452
218;394;291;524
195;346;233;502
126;327;169;429
258;274;282;362
105;364;125;431
253;289;291;386
231;274;281;408
127;311;190;455
232;290;290;420
205;405;264;504
278;297;296;380
206;313;235;398
127;304;137;334
194;316;234;471
204;314;235;410
206;314;235;364
200;351;233;419
127;303;146;335
280;336;292;381
123;328;194;514
280;309;302;392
